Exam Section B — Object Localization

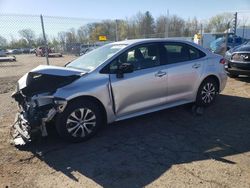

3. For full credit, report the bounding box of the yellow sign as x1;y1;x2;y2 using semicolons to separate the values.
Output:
194;34;202;39
99;35;107;41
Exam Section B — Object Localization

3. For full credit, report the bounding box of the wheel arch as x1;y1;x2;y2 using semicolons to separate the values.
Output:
200;74;220;92
195;74;220;106
194;74;220;101
67;95;108;124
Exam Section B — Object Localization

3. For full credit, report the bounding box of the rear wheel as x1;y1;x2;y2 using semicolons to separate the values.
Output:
196;78;219;106
56;99;103;142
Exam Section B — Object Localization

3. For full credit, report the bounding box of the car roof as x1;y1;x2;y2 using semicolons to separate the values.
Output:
111;38;210;54
233;44;250;52
112;38;193;45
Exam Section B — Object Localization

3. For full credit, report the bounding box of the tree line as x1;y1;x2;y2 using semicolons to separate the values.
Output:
0;11;240;50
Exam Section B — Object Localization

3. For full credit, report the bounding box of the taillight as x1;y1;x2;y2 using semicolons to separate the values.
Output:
220;58;226;64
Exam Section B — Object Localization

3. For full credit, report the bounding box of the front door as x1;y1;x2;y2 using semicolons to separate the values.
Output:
109;43;168;117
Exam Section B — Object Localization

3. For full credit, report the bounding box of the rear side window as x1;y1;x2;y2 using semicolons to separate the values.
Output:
161;43;206;64
189;46;205;60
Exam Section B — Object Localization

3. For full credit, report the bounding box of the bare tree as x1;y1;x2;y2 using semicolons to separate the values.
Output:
18;29;35;47
0;35;7;47
35;35;45;47
156;15;167;38
77;26;89;43
117;20;129;40
65;28;78;43
168;15;185;37
205;13;233;32
142;11;155;37
58;32;66;44
184;17;200;36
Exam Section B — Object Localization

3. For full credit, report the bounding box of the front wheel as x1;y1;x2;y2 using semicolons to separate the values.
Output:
196;78;219;106
55;99;103;142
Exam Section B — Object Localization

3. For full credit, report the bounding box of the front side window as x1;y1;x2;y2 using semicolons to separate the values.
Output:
108;44;160;73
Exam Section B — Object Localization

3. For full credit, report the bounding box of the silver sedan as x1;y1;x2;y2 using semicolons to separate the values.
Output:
12;39;227;144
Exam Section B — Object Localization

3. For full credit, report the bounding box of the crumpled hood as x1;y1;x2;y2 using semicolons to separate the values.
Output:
16;65;86;96
31;65;85;76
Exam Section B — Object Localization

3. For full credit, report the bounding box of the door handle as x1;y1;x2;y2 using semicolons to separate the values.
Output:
155;71;167;77
192;63;201;69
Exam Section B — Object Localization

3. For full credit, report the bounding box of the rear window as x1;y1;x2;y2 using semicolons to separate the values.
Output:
162;43;206;64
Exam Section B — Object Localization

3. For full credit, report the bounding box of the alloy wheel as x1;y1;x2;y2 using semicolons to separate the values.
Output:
201;82;216;104
66;108;96;138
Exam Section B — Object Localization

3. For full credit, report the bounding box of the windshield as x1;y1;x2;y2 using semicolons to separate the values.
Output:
66;44;127;71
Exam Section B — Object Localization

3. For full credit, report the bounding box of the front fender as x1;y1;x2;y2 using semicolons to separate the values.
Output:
53;73;116;123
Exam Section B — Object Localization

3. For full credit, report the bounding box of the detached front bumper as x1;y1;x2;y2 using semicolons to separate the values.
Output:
11;93;67;146
11;113;35;145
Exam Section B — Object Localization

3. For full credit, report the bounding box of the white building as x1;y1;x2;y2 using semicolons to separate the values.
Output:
236;26;250;39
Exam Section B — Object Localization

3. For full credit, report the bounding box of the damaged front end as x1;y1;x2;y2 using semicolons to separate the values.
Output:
11;93;67;145
11;65;83;146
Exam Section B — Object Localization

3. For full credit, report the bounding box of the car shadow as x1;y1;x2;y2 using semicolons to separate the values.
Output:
19;94;250;187
235;76;250;83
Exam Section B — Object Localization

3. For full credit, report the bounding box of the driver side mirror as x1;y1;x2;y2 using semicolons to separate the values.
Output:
116;63;134;78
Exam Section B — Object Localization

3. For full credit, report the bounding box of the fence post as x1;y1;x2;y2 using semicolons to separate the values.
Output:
165;10;169;38
225;22;230;55
115;19;118;41
200;24;203;47
40;14;49;65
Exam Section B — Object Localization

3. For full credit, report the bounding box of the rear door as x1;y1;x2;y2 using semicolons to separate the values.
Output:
160;42;206;103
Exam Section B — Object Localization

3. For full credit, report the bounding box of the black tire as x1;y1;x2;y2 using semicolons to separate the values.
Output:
55;99;104;142
196;78;219;107
227;73;239;78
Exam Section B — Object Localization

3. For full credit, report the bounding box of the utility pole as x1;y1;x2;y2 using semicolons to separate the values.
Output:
200;24;203;46
233;12;237;36
40;14;49;65
165;10;169;38
115;19;118;41
243;25;245;39
225;22;230;55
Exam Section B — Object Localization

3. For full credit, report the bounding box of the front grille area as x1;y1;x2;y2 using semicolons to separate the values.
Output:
231;53;250;62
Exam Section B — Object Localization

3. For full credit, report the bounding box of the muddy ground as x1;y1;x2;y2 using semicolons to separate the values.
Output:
0;54;250;188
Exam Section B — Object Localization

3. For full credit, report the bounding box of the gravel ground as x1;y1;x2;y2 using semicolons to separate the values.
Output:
0;54;250;188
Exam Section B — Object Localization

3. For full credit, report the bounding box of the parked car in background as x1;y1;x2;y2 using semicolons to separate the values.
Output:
35;46;52;56
0;49;6;57
12;39;227;145
210;36;244;55
6;48;22;55
35;46;62;57
30;48;36;54
225;42;250;77
21;48;31;54
5;49;13;55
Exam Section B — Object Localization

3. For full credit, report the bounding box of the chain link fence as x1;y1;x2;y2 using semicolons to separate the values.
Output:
0;13;194;78
0;12;250;77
